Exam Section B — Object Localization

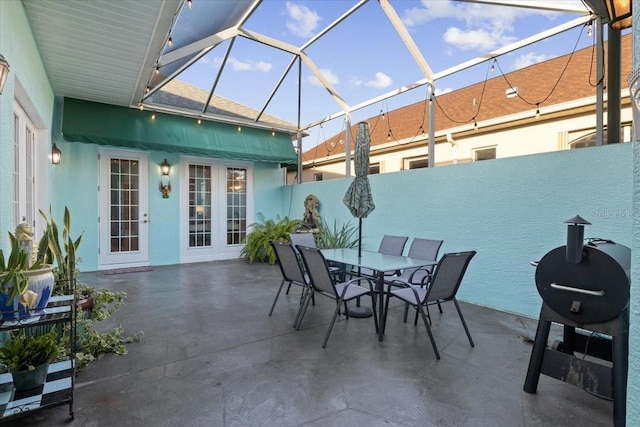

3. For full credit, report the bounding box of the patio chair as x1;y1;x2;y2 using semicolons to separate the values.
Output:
295;245;378;348
269;241;312;327
387;238;443;323
289;232;344;282
352;234;408;277
383;251;476;360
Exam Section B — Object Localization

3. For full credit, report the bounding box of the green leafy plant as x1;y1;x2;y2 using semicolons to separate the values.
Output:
0;329;59;372
316;219;358;249
0;231;45;306
240;213;302;264
36;206;141;370
37;206;82;294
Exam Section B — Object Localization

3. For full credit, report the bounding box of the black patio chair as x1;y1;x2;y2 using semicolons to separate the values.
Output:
385;238;443;323
269;241;312;327
295;245;378;348
352;234;408;278
383;251;476;360
290;232;344;282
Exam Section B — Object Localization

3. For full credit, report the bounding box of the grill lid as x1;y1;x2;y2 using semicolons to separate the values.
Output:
535;240;630;324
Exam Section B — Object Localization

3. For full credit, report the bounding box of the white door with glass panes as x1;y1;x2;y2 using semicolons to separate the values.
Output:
180;157;252;263
98;149;150;268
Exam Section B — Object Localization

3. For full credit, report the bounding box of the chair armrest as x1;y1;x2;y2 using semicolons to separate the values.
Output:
407;267;433;286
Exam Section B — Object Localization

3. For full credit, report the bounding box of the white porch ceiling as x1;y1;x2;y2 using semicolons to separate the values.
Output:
21;0;601;132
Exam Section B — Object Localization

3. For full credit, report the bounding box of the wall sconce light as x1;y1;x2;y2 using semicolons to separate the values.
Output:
159;159;171;198
604;0;632;30
51;143;62;165
0;54;10;95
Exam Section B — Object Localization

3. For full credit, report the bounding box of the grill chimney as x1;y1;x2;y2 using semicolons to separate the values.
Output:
564;215;591;264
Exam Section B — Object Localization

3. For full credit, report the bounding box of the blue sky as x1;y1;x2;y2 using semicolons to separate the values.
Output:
177;0;595;148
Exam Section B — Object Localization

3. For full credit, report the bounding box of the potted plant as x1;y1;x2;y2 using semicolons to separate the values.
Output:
0;226;55;320
240;213;302;264
0;329;59;391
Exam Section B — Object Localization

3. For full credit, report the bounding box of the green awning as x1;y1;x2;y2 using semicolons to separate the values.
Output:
61;98;297;164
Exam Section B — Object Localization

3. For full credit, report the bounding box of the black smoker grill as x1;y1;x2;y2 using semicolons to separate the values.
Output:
524;215;630;427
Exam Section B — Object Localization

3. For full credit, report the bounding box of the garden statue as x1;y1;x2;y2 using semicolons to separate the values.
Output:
15;222;34;268
300;194;321;231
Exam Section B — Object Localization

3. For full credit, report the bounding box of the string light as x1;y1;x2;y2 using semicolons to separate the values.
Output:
535;103;540;119
168;36;173;47
145;86;150;93
473;119;478;130
387;130;391;140
139;104;144;111
271;130;275;136
151;113;156;120
237;126;242;132
490;59;496;72
587;21;593;39
155;66;160;75
197;118;202;125
187;0;192;9
419;126;425;135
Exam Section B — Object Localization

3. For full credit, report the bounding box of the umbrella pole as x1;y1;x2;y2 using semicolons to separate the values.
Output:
358;217;362;258
346;216;372;318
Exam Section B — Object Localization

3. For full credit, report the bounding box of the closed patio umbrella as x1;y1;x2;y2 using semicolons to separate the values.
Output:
342;122;375;318
343;121;376;257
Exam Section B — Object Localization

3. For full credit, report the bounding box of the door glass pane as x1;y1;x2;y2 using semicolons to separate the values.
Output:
226;168;247;245
188;164;212;248
109;158;140;253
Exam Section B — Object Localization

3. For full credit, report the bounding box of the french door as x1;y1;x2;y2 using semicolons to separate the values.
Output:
98;149;149;268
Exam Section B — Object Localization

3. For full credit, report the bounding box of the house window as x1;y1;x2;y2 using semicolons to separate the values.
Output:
13;105;37;229
369;163;381;174
568;123;632;148
188;164;212;248
314;173;323;181
226;167;247;245
403;156;428;170
474;146;496;161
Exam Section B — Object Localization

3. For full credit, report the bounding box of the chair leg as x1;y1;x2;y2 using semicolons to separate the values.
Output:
453;298;474;347
285;281;292;294
403;302;409;323
269;279;287;316
418;305;440;360
437;302;443;313
370;292;379;334
295;288;314;330
322;298;344;348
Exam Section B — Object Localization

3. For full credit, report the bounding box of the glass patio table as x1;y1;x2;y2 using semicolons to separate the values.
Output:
321;248;436;342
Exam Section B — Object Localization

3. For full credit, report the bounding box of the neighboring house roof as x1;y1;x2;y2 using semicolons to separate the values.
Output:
150;79;298;133
302;33;632;163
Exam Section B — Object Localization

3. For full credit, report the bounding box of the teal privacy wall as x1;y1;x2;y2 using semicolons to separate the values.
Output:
628;0;639;422
271;143;633;319
0;1;55;248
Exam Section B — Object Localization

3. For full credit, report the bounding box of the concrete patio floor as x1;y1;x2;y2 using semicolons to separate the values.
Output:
9;260;613;426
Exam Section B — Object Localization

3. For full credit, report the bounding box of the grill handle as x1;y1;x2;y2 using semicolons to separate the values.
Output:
550;283;606;297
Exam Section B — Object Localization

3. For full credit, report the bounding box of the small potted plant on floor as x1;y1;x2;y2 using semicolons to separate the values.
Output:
0;329;59;391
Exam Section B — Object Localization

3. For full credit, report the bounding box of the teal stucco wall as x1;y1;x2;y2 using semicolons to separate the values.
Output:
280;144;632;319
628;0;639;422
0;0;55;249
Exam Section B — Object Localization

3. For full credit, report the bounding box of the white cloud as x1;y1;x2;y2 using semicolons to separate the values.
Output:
512;52;554;70
365;72;393;90
286;2;320;38
350;72;393;90
209;57;272;72
401;0;566;51
308;69;339;86
434;87;452;96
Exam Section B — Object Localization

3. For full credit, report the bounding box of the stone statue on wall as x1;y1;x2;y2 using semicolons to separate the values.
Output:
300;194;321;231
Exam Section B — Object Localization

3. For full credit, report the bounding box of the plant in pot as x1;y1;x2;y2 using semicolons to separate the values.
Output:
37;206;142;370
0;226;55;320
240;213;302;264
0;328;59;391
